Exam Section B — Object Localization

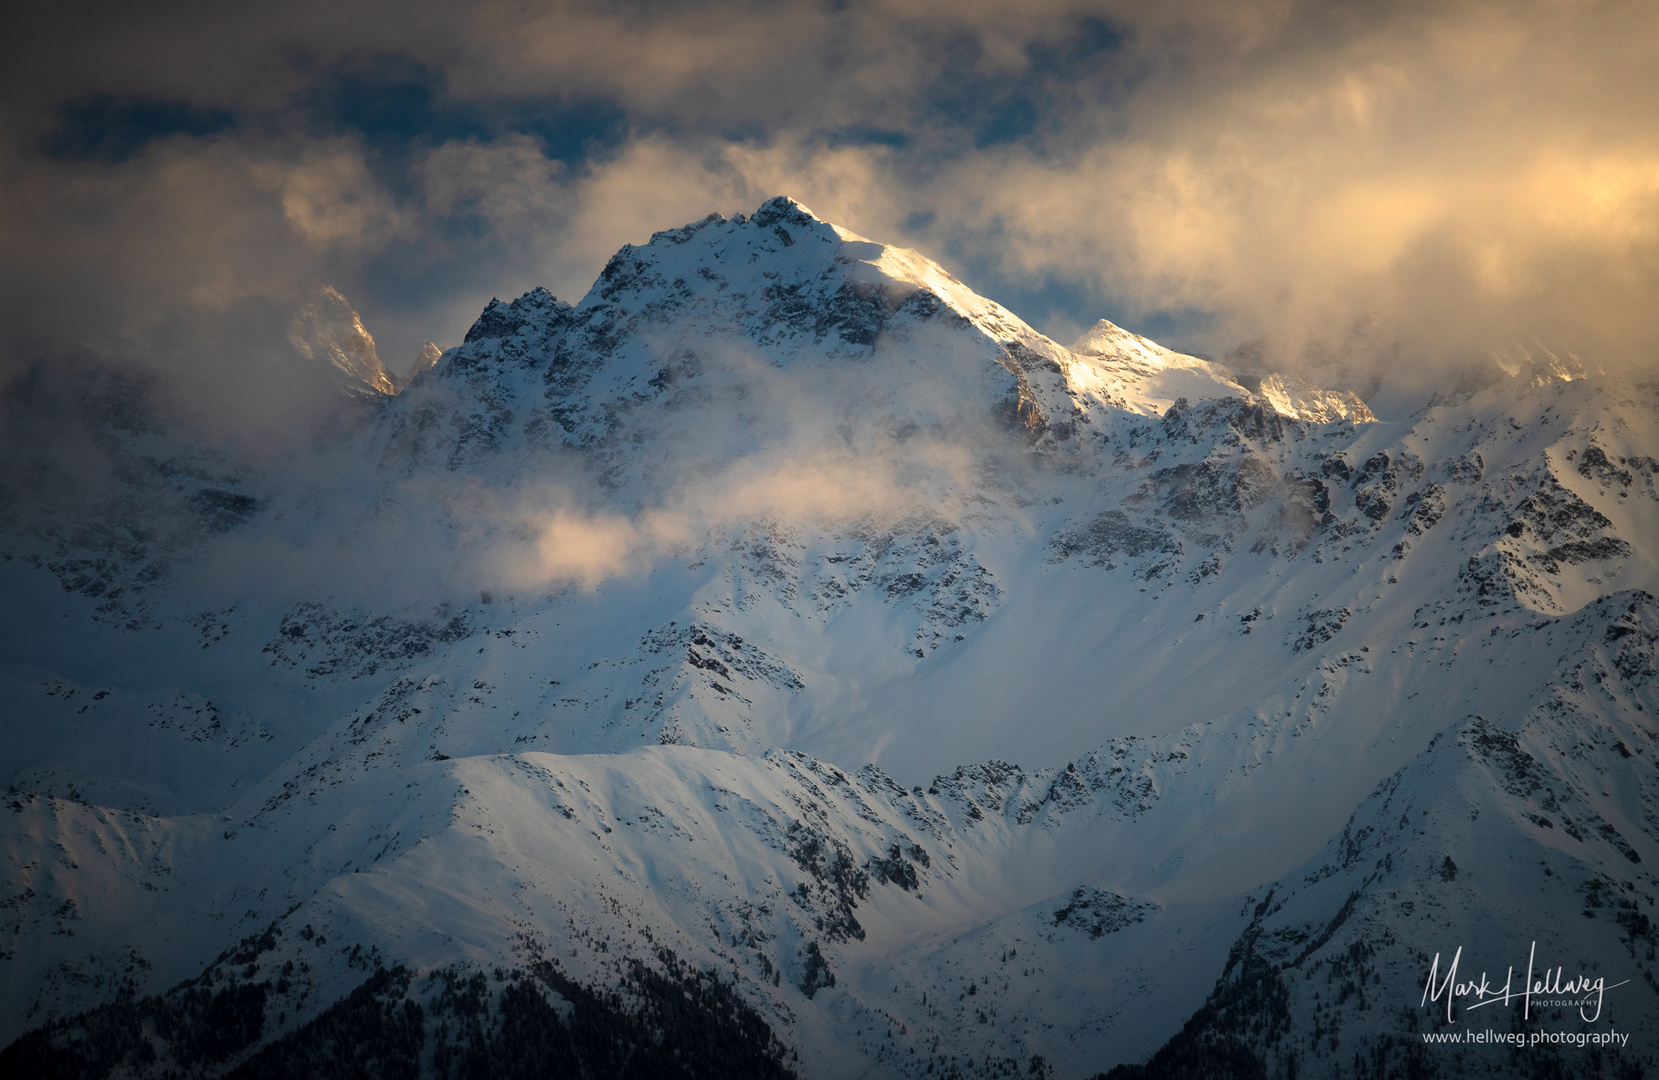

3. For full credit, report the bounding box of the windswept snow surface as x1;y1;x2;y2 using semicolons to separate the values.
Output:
2;197;1656;1078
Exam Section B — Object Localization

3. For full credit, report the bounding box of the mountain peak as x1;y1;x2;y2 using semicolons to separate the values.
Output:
750;194;823;228
461;287;571;344
422;200;1382;478
1069;318;1169;364
288;285;396;397
399;342;443;390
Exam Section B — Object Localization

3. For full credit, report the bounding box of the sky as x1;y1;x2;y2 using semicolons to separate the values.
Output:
2;0;1657;450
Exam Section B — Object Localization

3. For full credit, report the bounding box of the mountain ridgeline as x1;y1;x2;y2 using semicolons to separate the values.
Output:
2;197;1655;1078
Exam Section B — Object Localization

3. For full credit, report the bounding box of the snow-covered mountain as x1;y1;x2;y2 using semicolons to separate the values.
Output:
2;197;1654;1079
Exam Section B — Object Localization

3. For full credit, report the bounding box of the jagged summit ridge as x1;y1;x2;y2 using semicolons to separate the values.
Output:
289;285;398;397
443;197;1370;427
390;195;1091;482
387;196;1375;483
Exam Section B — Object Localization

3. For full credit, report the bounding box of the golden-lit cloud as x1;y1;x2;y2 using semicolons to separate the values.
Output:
258;145;414;251
2;0;1656;435
493;441;980;592
885;0;1659;370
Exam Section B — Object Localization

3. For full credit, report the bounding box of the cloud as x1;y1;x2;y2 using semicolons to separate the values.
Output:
911;0;1659;371
257;144;415;251
488;442;980;593
38;93;238;165
170;420;986;607
1;0;1655;481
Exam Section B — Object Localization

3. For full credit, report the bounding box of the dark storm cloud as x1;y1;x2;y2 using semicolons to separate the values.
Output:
296;53;625;171
40;94;238;165
920;14;1130;149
